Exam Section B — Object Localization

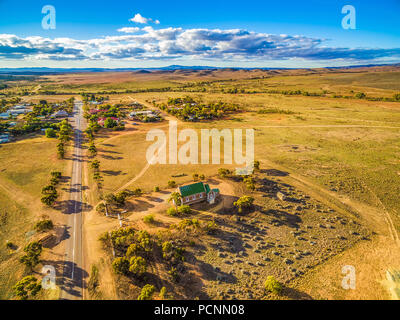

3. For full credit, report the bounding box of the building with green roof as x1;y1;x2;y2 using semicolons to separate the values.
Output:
177;181;219;205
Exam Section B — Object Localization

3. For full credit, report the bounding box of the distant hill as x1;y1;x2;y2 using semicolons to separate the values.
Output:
0;63;399;75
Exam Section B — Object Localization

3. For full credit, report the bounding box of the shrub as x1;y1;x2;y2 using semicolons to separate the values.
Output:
50;171;61;179
159;287;169;299
168;267;179;282
138;284;155;300
162;241;173;259
167;180;177;188
264;276;282;294
394;93;400;101
112;257;130;275
204;220;218;234
355;92;366;99
153;186;160;192
218;168;231;178
253;160;260;171
34;219;53;232
143;214;155;224
234;195;255;213
167;207;177;216
177;205;191;215
13;276;41;300
20;241;42;270
129;256;147;276
45;128;56;138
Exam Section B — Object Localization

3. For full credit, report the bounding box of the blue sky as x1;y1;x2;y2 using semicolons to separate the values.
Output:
0;0;399;68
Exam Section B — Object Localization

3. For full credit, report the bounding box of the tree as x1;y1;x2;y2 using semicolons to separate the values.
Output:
167;207;177;216
355;92;366;99
34;219;53;232
88;143;97;157
167;180;177;188
137;284;155;300
41;185;57;195
129;256;147;276
192;173;199;181
112;257;130;275
57;142;65;159
50;171;62;179
159;286;170;299
394;93;400;101
218;168;231;178
13;276;41;300
162;241;173;259
253;160;260;171
143;214;155;224
104;117;117;128
91;160;100;170
234;195;254;214
20;242;42;270
177;205;191;215
264;276;282;295
168;192;182;209
45;128;56;138
41;194;57;207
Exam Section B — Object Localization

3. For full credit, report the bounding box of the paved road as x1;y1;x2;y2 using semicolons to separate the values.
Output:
60;100;85;300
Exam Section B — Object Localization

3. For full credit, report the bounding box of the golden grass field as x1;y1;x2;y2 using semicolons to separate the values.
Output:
1;65;400;299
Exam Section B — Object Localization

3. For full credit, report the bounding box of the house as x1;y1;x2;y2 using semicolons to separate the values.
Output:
176;181;220;205
8;105;31;115
51;110;69;118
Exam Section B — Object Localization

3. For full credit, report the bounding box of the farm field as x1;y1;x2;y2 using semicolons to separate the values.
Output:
0;65;399;300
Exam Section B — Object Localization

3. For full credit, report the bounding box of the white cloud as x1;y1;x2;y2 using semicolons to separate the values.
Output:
117;27;140;34
0;28;399;64
129;13;160;25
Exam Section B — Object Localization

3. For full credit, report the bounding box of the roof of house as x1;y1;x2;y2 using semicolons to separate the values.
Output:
178;182;206;197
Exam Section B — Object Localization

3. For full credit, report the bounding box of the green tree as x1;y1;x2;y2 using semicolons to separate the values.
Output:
167;180;177;188
45;128;56;138
234;195;254;214
159;286;170;299
88;143;97;157
20;242;42;270
218;168;231;178
41;194;57;207
34;219;53;232
104;118;117;128
167;207;177;216
168;192;182;209
13;276;41;300
57;142;65;159
112;257;130;275
91;160;100;170
143;214;155;224
137;284;155;300
129;256;147;276
162;241;173;259
253;160;260;171
177;205;191;215
355;92;366;99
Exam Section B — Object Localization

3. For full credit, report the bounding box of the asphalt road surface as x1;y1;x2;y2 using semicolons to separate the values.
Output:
60;100;85;300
